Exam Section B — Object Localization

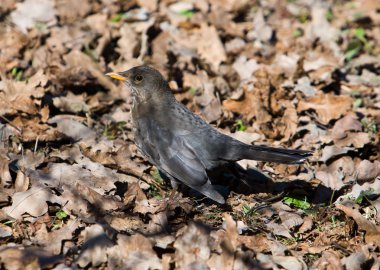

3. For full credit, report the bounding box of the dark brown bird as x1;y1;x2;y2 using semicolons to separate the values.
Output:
106;66;312;204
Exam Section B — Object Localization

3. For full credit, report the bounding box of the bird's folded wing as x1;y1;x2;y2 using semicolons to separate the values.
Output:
142;120;209;187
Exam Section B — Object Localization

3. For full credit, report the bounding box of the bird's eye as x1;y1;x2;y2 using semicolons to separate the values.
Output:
134;74;143;83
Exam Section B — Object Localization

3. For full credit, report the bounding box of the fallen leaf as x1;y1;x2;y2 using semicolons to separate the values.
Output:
298;93;353;125
336;200;380;246
117;24;139;62
266;222;293;239
312;250;342;269
77;224;113;268
193;24;227;71
223;83;272;124
247;9;273;42
272;255;307;270
0;151;12;187
279;211;304;231
34;219;79;254
270;53;300;78
174;223;211;268
356;160;380;182
194;71;222;123
232;56;259;81
331;113;362;140
341;246;373;270
107;234;162;270
319;145;354;163
294;77;316;97
3;184;61;219
53;92;89;113
48;116;96;142
10;0;56;33
316;170;344;190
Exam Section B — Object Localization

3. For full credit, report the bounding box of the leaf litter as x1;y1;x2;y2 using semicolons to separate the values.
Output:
0;0;380;269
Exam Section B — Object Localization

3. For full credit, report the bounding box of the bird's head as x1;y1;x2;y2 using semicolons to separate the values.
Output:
106;65;169;101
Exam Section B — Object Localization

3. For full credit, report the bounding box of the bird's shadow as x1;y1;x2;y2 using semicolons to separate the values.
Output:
185;163;334;205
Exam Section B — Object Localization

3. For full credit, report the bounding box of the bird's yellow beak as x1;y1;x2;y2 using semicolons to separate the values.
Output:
105;72;128;81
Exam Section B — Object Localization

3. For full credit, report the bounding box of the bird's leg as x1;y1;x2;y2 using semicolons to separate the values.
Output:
158;170;181;197
170;178;179;190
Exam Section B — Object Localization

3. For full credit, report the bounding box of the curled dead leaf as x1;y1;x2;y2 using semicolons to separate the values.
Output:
298;93;353;125
336;201;380;246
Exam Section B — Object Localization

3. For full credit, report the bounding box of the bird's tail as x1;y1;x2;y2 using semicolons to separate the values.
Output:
230;144;312;164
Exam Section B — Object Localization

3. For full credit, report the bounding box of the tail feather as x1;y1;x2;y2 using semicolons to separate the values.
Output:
235;144;312;164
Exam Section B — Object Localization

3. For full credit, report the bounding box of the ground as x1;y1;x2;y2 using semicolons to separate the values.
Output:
0;0;380;269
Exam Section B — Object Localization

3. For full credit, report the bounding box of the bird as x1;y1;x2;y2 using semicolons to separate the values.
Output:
106;65;312;204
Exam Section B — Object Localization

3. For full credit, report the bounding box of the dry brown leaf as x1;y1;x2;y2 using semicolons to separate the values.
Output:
174;223;211;268
316;170;344;191
306;5;340;52
356;160;380;182
279;211;304;231
124;182;149;211
340;179;380;202
319;145;354;163
298;216;313;233
48;116;96;141
117;24;139;62
107;234;162;270
266;222;293;239
85;14;108;34
272;255;307;270
297;93;353;125
113;145;151;176
14;171;29;193
248;9;273;42
77;224;113;268
60;50;119;94
55;0;91;24
312;250;342;269
29;161;119;193
270;53;300;78
223;84;272;124
75;182;123;211
10;0;56;33
237;235;270;253
151;31;171;66
194;71;222;123
341;245;373;270
336;201;380;246
334;132;371;148
0;246;46;270
0;28;28;69
0;151;11;187
209;0;249;12
232;56;259;81
294;77;317;97
193;24;227;71
3;184;62;219
17;150;45;170
331;113;362;140
0;70;49;115
277;101;298;141
53;92;89;113
206;214;240;270
34;219;79;255
106;215;145;232
137;0;158;12
11;117;62;142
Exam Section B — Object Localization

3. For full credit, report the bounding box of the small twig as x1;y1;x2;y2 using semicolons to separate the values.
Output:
34;136;39;153
0;114;22;133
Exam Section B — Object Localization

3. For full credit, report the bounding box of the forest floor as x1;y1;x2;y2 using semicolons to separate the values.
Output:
0;0;380;269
